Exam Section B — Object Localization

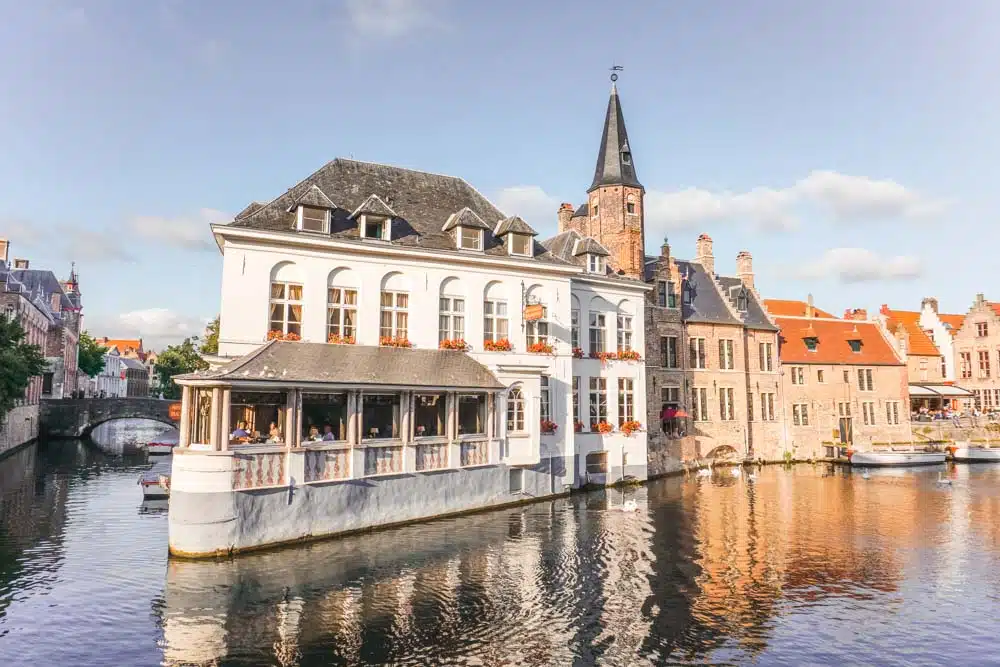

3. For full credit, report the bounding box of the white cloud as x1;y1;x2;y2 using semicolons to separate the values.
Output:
130;208;229;251
104;308;210;351
792;247;922;284
344;0;450;38
492;185;562;231
645;186;799;232
795;170;946;221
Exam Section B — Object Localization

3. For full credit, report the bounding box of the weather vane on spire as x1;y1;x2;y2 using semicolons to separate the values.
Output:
609;63;623;82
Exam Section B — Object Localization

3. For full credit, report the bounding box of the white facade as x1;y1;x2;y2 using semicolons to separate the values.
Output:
215;226;649;486
919;303;957;381
89;349;126;398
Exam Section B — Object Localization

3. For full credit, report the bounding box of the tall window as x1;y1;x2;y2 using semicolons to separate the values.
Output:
843;370;850;383
759;342;773;371
439;296;465;342
862;401;876;426
719;339;734;370
719;387;735;421
817;369;825;383
484;299;509;342
617;314;633;351
270;281;303;336
941;356;948;378
657;281;667;307
919;358;928;380
667;281;677;308
526;306;548;346
689;337;707;369
589;312;606;355
692;387;709;421
380;291;409;340
979;350;992;378
960;352;972;379
413;393;447;437
760;393;775;421
618;378;634;426
327;287;357;340
458;394;487;435
507;385;525;432
572;376;580;423
588;377;607;428
857;368;874;391
885;401;900;425
977;322;989;337
790;367;805;385
661;336;678;368
540;376;551;423
839;402;851;417
571;309;580;349
792;404;809;426
362;394;400;440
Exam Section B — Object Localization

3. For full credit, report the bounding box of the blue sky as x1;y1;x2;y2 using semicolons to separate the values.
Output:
2;0;997;348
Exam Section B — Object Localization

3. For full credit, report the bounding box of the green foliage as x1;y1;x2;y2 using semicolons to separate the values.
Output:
77;331;107;378
199;316;219;355
0;318;47;421
155;337;209;400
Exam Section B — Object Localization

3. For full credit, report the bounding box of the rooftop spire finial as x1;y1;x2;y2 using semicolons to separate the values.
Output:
609;63;623;84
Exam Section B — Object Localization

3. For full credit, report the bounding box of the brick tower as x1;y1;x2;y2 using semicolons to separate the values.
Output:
585;81;645;279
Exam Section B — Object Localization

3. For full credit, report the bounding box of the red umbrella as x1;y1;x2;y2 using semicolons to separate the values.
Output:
674;409;689;419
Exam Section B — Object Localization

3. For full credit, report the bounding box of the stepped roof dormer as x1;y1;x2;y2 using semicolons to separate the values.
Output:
589;82;642;193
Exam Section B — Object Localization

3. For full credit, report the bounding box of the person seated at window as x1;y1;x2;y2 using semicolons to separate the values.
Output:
306;425;322;442
266;422;281;443
322;424;336;441
230;421;250;441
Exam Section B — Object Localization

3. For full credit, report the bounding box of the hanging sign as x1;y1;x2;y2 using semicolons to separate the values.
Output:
523;304;544;321
168;402;182;421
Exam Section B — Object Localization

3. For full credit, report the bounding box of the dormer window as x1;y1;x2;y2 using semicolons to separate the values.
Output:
509;234;531;257
621;149;631;165
459;227;483;251
804;337;818;352
588;254;604;273
298;205;329;233
848;340;862;353
362;215;389;241
736;291;748;312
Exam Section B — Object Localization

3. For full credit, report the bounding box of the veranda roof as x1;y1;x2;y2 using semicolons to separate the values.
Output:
909;383;974;398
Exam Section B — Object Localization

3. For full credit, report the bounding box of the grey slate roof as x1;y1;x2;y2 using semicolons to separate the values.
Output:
287;184;336;211
350;193;397;219
572;203;588;218
8;269;74;312
121;357;146;371
540;229;642;284
441;207;490;232
674;260;742;326
572;236;610;257
230;158;568;265
178;341;504;390
235;202;264;220
589;83;642;192
494;215;537;237
718;276;779;331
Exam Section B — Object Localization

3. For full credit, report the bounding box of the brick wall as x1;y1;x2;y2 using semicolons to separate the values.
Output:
952;296;1000;409
583;185;645;279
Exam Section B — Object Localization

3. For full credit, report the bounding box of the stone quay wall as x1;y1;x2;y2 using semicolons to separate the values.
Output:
0;405;40;457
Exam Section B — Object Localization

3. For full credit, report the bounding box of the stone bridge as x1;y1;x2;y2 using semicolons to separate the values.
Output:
39;398;181;439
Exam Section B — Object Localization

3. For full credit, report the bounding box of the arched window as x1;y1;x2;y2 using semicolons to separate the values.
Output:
506;384;525;432
327;269;358;342
380;272;409;342
439;277;465;343
483;282;509;344
269;263;303;338
525;285;548;348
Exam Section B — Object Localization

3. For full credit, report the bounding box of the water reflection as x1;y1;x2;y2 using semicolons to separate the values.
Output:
89;418;177;456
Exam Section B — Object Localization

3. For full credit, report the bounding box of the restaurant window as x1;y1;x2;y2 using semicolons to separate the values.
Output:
719;387;735;421
589;377;607;428
484;299;509;342
692;387;709;422
192;388;213;445
689;337;707;369
759;342;773;371
857;368;874;391
507;385;525;432
229;391;287;444
414;393;447;438
571;309;580;349
539;377;551;423
380;290;409;340
661;336;678;368
458;394;487;435
327;287;357;341
618;378;634;426
979;350;991;378
792;403;809;426
439;296;465;343
589;312;606;355
362;394;401;440
269;280;303;337
719;339;734;370
525;305;549;346
617;314;633;351
760;393;776;421
301;393;348;442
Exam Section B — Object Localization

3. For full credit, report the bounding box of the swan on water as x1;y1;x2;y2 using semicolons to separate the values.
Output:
620;499;639;512
696;467;711;477
861;469;870;480
731;467;742;478
936;472;952;486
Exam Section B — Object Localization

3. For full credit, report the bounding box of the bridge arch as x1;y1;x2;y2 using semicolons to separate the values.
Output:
705;445;740;461
40;398;181;439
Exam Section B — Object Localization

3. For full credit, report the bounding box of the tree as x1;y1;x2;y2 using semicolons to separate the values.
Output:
155;337;209;400
0;318;47;422
200;316;220;355
77;331;107;378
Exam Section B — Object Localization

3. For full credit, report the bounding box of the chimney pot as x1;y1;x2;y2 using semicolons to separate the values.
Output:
557;202;575;233
0;239;8;265
921;297;939;313
695;233;715;274
736;250;754;289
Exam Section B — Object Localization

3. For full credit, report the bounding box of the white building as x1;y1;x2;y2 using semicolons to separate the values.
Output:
89;347;126;398
918;297;966;382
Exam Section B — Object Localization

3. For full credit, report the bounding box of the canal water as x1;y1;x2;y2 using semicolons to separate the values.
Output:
2;424;1000;666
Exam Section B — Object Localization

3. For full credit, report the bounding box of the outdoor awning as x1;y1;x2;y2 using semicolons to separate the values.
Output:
908;383;974;398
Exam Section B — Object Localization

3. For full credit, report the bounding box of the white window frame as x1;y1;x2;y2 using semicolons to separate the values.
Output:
540;376;551;424
719;339;734;370
379;290;409;340
483;299;509;343
790;366;805;385
760;393;775;421
571;309;580;349
617;314;633;352
692;387;709;422
690;337;707;369
886;401;900;425
458;227;483;251
589;377;607;428
525;305;548;347
618;377;634;426
792;403;809;426
508;234;532;257
298;205;330;233
269;281;303;337
719;387;735;421
506;385;526;433
759;342;774;371
327;286;357;340
588;254;604;273
588;312;606;355
361;214;390;241
862;401;876;426
857;368;874;392
439;296;465;343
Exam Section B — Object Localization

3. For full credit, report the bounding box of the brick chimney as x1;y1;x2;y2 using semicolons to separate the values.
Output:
695;233;714;274
844;308;868;321
50;292;61;312
0;238;8;266
805;293;815;318
736;250;754;289
557;203;574;233
975;293;986;306
921;297;938;313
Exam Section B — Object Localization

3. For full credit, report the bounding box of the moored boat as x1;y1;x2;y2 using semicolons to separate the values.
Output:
145;431;179;455
949;443;1000;463
139;471;170;499
848;449;946;467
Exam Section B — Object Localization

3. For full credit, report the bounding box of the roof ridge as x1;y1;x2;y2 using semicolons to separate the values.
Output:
216;339;278;376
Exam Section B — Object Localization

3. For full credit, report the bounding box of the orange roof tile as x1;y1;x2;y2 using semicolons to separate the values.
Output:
938;313;966;337
762;299;836;319
96;338;145;359
879;307;940;357
773;316;902;365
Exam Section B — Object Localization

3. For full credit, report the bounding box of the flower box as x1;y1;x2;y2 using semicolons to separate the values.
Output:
540;419;558;434
380;336;412;348
527;341;554;355
617;349;642;362
439;338;469;351
574;421;584;433
268;330;301;342
483;338;513;352
572;347;584;359
621;420;643;436
593;421;614;434
589;351;618;363
327;334;355;345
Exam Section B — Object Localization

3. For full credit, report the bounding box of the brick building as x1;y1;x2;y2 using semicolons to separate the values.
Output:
951;293;1000;412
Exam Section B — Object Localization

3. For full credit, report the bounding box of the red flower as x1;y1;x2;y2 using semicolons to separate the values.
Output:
439;339;469;350
328;334;355;345
380;336;412;348
540;419;558;434
593;421;614;434
589;351;618;363
483;338;513;352
617;349;641;361
572;347;584;359
621;420;643;436
527;341;554;354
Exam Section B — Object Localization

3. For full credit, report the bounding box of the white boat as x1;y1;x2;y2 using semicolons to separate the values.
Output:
145;431;179;455
139;471;170;499
848;450;946;467
951;443;1000;463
